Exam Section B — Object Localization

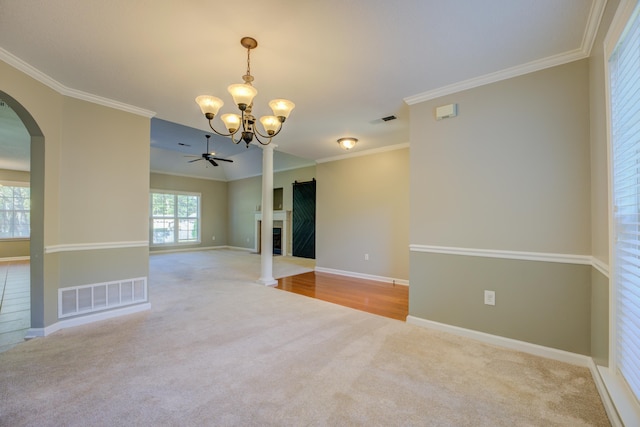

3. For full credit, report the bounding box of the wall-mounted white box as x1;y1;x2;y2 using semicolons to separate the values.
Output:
484;290;496;306
435;103;458;120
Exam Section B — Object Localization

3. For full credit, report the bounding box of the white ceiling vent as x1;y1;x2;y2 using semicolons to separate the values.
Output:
370;115;398;124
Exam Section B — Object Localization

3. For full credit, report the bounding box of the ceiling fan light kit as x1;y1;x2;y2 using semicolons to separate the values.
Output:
195;37;295;147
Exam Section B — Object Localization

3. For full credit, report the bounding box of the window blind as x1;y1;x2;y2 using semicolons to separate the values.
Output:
611;3;640;404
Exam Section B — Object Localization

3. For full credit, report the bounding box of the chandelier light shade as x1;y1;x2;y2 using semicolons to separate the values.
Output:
195;37;295;147
220;113;241;133
227;84;257;108
338;137;358;150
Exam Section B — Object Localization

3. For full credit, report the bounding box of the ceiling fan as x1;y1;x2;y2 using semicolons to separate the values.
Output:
185;135;234;167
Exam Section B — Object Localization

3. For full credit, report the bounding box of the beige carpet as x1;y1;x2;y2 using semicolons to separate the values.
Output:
0;249;609;426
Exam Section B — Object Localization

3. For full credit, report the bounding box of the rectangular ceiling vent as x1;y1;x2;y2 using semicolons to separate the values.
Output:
370;115;398;125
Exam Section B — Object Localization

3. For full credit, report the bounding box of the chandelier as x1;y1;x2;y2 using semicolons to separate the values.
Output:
195;37;295;147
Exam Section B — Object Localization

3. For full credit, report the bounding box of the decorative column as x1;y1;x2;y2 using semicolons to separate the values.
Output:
257;144;277;286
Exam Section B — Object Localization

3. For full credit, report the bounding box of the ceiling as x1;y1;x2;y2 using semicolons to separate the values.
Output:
0;0;605;179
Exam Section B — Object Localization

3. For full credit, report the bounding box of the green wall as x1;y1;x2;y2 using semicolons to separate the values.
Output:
227;166;316;251
591;268;609;365
316;148;410;280
1;59;151;329
408;60;593;354
410;252;591;354
586;0;620;367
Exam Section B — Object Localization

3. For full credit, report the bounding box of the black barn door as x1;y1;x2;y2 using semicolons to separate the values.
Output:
292;180;316;259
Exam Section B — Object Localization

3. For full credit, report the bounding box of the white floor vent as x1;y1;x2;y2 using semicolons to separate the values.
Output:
59;277;147;318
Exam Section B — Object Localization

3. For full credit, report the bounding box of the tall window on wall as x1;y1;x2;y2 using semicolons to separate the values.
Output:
150;191;200;245
610;1;640;409
0;182;30;239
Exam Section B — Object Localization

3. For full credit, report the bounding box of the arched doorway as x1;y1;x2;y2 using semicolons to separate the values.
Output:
0;91;45;347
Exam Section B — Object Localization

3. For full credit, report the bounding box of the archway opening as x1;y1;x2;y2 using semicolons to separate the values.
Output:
0;91;44;351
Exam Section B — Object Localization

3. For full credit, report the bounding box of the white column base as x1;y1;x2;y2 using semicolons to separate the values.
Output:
257;277;278;287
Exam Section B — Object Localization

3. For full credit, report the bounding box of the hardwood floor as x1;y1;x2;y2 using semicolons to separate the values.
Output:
276;271;408;321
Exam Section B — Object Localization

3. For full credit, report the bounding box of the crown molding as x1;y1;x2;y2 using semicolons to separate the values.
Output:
403;49;585;105
149;169;228;182
404;0;608;105
0;47;156;118
582;0;608;56
316;142;410;164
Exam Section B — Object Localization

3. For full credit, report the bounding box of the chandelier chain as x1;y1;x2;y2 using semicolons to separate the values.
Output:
246;47;252;81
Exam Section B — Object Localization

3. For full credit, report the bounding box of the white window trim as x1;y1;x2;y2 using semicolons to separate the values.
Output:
149;189;201;247
0;180;30;240
604;1;640;425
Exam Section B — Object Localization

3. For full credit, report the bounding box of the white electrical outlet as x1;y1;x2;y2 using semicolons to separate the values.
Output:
212;235;216;241
364;254;369;261
484;290;496;306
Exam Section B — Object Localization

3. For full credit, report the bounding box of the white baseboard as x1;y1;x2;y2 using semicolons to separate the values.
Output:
406;315;590;367
406;315;624;426
225;246;254;252
589;361;624;427
0;256;30;262
314;266;409;286
595;364;640;427
149;245;227;254
25;302;151;338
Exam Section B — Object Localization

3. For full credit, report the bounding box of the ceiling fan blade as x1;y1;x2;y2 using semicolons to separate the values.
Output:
213;158;234;163
208;159;219;167
188;158;203;163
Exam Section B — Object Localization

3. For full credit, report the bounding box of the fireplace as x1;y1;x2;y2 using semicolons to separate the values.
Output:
255;211;290;255
273;227;282;255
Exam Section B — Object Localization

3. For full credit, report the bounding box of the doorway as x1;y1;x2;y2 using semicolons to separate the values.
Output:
0;91;45;345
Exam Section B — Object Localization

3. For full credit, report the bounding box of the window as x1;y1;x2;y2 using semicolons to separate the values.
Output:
0;183;30;239
610;0;640;411
150;191;200;245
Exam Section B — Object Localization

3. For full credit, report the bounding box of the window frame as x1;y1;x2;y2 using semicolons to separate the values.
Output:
0;180;31;240
149;189;201;247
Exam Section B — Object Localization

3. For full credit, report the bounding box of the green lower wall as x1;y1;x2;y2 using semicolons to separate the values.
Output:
42;252;59;327
591;268;609;366
35;247;149;328
409;251;591;355
57;247;149;288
